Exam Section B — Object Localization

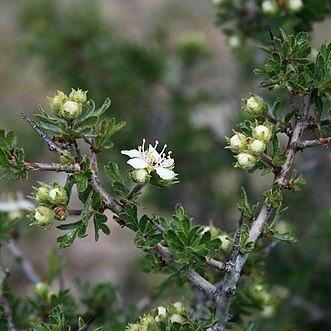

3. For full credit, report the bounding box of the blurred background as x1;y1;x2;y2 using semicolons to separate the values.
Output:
0;0;331;329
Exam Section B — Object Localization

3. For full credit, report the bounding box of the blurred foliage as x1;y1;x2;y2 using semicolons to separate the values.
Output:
17;0;231;223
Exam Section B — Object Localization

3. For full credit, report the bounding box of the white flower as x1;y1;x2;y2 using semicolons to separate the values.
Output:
121;139;176;181
155;306;167;322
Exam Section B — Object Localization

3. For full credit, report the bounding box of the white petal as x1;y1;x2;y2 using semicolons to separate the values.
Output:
127;158;149;169
148;145;161;159
155;167;176;180
160;158;174;167
121;149;141;158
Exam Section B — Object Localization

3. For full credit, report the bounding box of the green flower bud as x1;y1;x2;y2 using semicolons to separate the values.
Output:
34;282;51;301
229;133;247;151
130;169;150;184
170;314;183;324
49;186;68;206
47;90;68;116
261;0;279;15
286;0;304;13
249;139;266;155
34;206;54;226
252;124;272;142
236;153;256;169
243;94;268;115
69;88;88;104
60;101;82;121
35;184;51;205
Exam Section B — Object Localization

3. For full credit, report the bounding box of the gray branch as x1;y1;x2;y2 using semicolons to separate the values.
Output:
7;240;41;285
215;95;313;330
24;162;80;173
295;137;331;150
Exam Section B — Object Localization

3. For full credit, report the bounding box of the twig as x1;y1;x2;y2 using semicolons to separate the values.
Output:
21;113;66;156
205;257;226;271
7;240;41;285
295;137;331;150
114;286;130;321
214;94;313;330
127;184;144;200
0;245;16;331
24;162;80;173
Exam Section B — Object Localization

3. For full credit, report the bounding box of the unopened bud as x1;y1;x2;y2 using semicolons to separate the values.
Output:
34;206;54;226
243;94;268;115
229;133;247;151
47;90;68;116
69;88;87;104
49;186;68;206
236;153;256;169
286;0;304;13
34;282;51;301
261;0;279;15
252;124;272;142
130;169;150;184
60;101;82;121
249;139;266;155
35;185;51;205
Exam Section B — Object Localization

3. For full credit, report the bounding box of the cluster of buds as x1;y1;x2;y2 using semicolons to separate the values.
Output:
227;121;272;169
29;182;69;227
261;0;304;15
121;139;177;187
126;302;184;330
47;88;88;121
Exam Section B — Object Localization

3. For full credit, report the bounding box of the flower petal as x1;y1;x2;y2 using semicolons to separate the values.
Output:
127;158;149;169
159;158;174;168
121;149;141;158
155;167;176;180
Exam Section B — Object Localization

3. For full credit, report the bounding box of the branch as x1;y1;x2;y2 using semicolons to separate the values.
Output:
0;245;16;331
21;113;66;156
127;184;144;200
89;151;220;303
215;95;313;330
295;137;331;150
23;162;80;173
205;257;226;271
7;240;41;285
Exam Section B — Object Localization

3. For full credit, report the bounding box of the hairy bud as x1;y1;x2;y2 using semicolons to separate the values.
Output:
170;314;183;324
47;90;68;116
252;124;272;143
60;101;82;121
236;153;256;169
69;88;87;104
130;169;150;185
229;133;247;151
34;206;54;226
49;186;68;206
249;139;266;155
34;282;52;301
35;184;51;205
243;94;268;115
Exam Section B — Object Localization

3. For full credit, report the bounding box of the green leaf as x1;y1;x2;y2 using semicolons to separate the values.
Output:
93;213;110;241
57;221;87;248
104;162;129;198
